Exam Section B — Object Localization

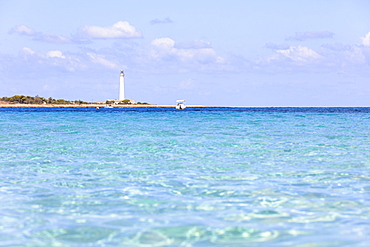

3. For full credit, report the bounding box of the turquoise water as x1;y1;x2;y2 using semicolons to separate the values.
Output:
0;107;370;246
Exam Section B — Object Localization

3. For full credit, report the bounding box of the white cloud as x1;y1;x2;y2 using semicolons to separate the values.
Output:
47;50;66;59
256;45;325;72
150;38;224;65
16;47;86;72
78;21;142;39
22;47;66;59
151;38;175;50
35;35;72;44
22;47;36;55
10;25;72;43
9;21;140;44
87;52;117;69
344;47;366;64
360;32;370;46
276;46;321;62
9;25;37;35
257;41;370;74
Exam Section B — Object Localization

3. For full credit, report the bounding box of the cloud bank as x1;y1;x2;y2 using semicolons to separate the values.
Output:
276;46;322;62
258;31;370;74
9;25;37;36
5;23;370;79
9;25;72;43
287;31;335;41
77;21;142;39
10;21;142;43
150;38;225;69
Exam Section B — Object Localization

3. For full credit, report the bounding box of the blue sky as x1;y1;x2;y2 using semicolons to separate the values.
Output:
1;0;370;106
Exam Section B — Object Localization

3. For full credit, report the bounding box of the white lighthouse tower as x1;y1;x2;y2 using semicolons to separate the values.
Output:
119;70;125;100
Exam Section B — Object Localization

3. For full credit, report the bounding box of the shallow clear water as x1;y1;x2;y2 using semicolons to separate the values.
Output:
0;107;370;246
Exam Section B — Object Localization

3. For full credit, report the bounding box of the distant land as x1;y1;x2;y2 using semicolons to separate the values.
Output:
0;95;147;105
0;95;208;108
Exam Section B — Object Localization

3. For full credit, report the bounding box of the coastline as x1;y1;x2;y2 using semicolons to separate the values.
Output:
1;104;369;109
0;103;214;108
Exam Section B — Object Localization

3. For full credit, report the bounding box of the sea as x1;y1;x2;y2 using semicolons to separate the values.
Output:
0;107;369;246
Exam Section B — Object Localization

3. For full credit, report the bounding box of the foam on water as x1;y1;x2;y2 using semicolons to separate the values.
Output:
0;107;370;246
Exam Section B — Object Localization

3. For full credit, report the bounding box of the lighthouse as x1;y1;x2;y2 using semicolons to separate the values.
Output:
119;70;125;100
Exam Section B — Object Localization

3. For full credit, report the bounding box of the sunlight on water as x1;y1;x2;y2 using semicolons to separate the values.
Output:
0;107;370;246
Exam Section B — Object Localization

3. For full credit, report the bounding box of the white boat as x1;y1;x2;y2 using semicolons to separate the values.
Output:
175;100;186;109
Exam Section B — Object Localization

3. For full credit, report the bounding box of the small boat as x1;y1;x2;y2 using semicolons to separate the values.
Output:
175;100;186;109
104;105;114;108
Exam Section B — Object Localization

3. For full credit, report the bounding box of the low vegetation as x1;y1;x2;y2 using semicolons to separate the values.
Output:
0;95;89;105
105;99;149;105
1;95;150;105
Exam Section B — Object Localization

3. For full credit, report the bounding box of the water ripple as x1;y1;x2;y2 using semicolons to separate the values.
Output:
0;108;370;246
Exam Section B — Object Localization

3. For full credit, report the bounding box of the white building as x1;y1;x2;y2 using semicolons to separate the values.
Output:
119;70;125;100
